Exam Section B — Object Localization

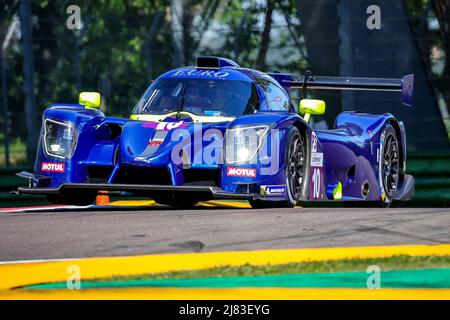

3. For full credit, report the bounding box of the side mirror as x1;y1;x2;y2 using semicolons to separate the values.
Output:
79;92;101;109
299;99;325;122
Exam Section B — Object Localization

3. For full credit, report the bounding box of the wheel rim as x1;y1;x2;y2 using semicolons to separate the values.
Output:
287;134;304;200
382;134;399;198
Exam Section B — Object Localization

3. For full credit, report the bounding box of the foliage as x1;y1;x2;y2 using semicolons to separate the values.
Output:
0;0;310;146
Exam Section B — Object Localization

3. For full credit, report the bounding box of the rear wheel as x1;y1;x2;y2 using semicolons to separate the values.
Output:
343;125;400;208
380;124;400;207
249;127;305;209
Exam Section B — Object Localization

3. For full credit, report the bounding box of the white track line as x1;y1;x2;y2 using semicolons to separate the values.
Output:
0;257;80;265
0;205;92;213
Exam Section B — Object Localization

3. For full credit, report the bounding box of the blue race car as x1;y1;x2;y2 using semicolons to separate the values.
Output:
16;56;415;208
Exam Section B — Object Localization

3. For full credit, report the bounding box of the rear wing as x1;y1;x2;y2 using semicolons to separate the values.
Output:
289;74;414;107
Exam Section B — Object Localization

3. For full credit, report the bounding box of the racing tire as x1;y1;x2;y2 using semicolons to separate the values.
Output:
343;124;400;208
46;193;97;206
152;193;199;208
379;124;400;208
249;126;305;209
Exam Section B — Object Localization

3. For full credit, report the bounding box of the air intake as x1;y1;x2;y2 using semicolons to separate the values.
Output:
196;56;240;69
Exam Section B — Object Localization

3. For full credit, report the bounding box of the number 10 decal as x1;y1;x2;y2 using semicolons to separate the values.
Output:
309;131;323;200
312;168;321;199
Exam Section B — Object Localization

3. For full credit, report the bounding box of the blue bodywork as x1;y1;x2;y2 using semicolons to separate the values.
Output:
17;57;415;205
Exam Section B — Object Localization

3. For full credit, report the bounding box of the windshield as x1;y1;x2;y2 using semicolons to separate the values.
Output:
132;78;257;118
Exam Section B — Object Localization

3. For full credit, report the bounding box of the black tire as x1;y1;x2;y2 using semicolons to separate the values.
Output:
152;193;199;208
379;124;400;208
343;125;400;208
46;193;97;206
249;127;305;209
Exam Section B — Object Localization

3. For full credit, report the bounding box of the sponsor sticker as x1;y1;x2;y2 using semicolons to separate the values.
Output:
41;162;65;173
171;68;230;79
226;167;256;178
261;185;286;196
142;121;187;131
311;131;318;152
148;138;164;147
310;152;323;167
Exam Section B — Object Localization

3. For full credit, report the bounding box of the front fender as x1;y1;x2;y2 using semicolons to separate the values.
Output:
35;105;124;187
222;112;325;201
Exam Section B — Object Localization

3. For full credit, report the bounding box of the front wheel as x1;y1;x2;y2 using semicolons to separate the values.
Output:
249;127;305;209
46;193;97;206
152;193;199;208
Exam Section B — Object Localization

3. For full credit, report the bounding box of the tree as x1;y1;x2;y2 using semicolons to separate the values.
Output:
256;0;275;70
432;0;450;110
1;0;313;164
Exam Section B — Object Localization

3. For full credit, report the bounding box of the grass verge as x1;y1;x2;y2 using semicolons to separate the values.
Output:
90;255;450;283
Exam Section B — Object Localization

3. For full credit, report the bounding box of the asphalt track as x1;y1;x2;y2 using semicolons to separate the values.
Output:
0;205;449;262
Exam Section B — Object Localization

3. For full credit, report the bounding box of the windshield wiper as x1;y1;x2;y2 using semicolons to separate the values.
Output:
176;84;186;120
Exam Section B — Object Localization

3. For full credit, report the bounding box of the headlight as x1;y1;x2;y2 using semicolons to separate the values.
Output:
225;125;269;164
43;119;78;159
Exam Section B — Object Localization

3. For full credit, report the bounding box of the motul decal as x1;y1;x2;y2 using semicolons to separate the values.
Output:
41;162;65;173
226;167;256;178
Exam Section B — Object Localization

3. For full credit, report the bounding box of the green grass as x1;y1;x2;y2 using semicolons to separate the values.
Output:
0;138;27;166
91;255;450;283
